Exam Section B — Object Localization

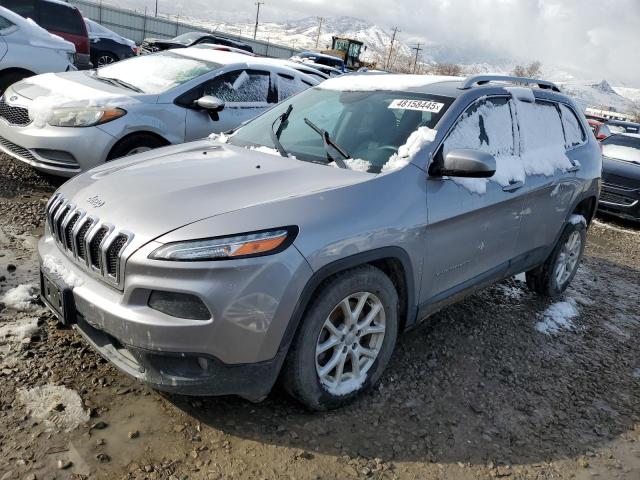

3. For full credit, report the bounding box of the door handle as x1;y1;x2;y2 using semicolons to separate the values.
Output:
567;164;580;172
503;181;524;192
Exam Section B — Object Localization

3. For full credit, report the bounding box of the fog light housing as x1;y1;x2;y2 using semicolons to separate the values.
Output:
148;291;211;320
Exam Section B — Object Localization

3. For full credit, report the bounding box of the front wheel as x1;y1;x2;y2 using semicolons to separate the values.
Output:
282;265;399;410
107;134;167;161
525;220;587;296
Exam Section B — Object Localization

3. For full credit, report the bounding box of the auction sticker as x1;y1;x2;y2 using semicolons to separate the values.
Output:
388;99;444;113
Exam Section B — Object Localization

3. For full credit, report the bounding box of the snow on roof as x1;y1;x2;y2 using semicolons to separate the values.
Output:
0;6;74;51
318;74;463;92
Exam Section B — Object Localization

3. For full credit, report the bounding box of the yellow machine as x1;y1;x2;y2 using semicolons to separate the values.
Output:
322;37;374;70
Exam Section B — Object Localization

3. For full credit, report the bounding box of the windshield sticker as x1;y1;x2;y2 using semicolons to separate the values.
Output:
388;99;444;113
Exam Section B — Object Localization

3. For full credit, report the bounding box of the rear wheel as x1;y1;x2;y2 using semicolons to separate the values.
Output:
283;265;398;410
94;52;118;67
526;220;587;296
107;134;167;161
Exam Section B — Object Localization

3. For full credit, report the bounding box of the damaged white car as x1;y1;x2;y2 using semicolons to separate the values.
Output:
0;48;318;177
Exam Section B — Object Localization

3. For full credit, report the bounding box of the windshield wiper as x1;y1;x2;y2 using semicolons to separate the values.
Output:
270;104;293;158
303;118;349;169
94;76;144;93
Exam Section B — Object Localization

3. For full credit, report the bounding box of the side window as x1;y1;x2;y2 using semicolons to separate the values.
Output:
516;100;565;153
277;73;306;101
559;104;586;148
205;70;272;104
0;0;36;18
0;13;14;30
443;97;515;157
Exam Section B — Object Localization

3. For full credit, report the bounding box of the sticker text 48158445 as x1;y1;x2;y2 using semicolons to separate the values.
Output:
388;99;444;113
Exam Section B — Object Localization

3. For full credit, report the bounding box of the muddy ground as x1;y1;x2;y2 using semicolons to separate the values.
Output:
1;154;639;480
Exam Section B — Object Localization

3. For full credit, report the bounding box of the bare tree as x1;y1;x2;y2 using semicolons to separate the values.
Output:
513;61;542;78
429;63;464;76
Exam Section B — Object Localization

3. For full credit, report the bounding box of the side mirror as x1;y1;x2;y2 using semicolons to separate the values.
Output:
439;149;496;178
196;95;225;112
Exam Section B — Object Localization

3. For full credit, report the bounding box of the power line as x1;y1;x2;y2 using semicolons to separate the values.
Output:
411;43;423;73
315;17;324;49
386;26;400;70
253;1;264;40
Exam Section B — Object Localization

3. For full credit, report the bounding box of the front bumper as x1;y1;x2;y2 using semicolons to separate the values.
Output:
0;120;116;177
38;232;313;398
598;182;640;221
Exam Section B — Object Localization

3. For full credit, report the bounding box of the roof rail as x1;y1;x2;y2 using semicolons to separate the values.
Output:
459;75;561;92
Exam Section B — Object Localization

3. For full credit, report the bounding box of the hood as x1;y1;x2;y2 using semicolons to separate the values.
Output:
142;38;184;49
57;141;372;247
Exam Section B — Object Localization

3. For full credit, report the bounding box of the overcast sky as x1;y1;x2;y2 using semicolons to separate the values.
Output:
138;0;640;85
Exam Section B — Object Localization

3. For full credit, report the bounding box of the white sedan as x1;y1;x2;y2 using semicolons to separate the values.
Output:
0;48;318;177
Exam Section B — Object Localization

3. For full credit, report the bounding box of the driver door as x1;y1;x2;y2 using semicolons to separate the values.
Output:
184;69;276;140
421;96;527;307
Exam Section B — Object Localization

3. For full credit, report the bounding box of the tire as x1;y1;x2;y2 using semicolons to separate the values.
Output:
525;220;587;297
93;52;118;67
107;134;167;161
282;265;399;411
0;71;32;95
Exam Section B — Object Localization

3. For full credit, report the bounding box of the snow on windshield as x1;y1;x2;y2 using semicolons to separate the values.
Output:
98;53;216;94
319;74;462;92
441;95;574;194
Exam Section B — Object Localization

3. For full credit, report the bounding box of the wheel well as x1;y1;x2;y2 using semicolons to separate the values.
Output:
572;196;597;225
107;131;170;159
0;67;35;77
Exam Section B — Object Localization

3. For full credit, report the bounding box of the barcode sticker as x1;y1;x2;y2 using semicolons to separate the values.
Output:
388;99;444;113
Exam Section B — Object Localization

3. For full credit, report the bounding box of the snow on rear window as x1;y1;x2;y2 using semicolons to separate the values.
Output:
559;104;586;148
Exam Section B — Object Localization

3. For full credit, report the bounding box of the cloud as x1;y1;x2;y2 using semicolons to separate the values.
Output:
115;0;640;84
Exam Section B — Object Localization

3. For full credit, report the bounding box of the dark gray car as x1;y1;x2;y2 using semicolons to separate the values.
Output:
38;74;601;410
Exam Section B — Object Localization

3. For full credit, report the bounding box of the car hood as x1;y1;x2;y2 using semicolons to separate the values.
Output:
56;140;372;248
143;38;184;49
10;71;155;103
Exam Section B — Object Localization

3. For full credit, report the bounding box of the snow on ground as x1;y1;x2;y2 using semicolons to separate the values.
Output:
0;284;37;311
18;385;90;432
536;298;579;334
0;318;39;343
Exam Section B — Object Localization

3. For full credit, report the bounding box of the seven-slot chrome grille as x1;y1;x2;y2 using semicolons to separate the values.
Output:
46;193;133;288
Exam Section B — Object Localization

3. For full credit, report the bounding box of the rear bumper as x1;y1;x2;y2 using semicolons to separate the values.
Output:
74;53;93;70
73;314;281;401
597;183;640;221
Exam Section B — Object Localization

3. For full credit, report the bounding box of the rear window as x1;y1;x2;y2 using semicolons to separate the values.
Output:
0;0;35;18
38;1;85;35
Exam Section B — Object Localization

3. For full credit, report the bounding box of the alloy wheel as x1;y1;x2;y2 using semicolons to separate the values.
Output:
554;230;582;286
315;292;386;396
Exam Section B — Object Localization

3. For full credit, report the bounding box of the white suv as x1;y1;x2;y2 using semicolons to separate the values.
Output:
0;6;75;93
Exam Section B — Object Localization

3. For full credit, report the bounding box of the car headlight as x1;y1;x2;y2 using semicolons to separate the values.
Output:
47;107;126;127
149;228;297;261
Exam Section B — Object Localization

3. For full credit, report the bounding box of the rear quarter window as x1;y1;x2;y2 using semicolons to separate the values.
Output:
559;104;586;148
38;2;85;35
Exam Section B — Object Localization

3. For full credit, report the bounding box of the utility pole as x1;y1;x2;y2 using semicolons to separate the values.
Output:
154;0;158;17
411;43;423;73
315;17;324;49
253;2;264;40
386;27;399;70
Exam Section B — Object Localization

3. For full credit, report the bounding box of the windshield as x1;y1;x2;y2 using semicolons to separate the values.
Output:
228;87;454;173
173;32;204;45
602;134;640;164
95;51;220;94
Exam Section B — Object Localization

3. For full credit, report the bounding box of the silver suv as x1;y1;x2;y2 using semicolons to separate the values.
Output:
38;74;601;410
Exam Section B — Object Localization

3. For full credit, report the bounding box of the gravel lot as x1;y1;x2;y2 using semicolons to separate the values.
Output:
1;154;639;480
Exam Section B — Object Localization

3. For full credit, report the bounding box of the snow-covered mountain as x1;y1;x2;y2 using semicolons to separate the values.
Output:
557;80;638;115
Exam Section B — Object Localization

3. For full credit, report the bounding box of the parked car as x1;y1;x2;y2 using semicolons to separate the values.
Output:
141;31;253;55
588;119;612;141
598;133;640;221
294;51;345;72
0;48;318;177
606;119;640;135
84;18;136;67
191;43;256;57
252;57;330;82
0;6;75;93
290;58;342;77
37;74;600;410
0;0;91;69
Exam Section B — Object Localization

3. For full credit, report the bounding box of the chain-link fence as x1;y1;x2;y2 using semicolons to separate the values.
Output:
68;0;300;59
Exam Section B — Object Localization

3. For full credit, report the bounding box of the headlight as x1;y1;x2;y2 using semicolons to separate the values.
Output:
48;107;126;127
149;228;297;261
